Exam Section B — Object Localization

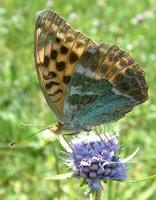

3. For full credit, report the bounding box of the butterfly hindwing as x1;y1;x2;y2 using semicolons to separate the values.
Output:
64;43;148;132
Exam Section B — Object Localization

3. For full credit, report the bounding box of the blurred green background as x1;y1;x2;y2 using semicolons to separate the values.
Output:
0;0;156;199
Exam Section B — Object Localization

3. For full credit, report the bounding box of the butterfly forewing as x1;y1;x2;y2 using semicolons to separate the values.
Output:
34;10;95;121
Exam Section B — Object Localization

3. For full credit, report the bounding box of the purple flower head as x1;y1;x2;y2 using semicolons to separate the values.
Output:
66;133;131;194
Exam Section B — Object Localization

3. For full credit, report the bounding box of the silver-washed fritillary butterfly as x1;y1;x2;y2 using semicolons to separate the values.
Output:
34;10;148;134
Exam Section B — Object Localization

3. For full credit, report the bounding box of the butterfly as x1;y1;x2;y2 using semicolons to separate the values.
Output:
34;10;148;134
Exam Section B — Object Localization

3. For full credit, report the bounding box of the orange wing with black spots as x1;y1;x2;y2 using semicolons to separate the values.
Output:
34;10;95;121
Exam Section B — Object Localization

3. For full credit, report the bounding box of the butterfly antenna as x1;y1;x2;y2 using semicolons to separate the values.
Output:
9;126;52;147
19;122;46;127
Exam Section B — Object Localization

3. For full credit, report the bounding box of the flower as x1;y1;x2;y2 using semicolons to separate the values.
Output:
92;19;100;28
68;12;78;21
65;132;136;197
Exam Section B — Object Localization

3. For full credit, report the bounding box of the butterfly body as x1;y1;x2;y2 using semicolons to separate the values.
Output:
34;10;148;134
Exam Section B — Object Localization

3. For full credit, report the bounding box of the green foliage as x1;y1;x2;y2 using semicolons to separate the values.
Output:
0;0;156;199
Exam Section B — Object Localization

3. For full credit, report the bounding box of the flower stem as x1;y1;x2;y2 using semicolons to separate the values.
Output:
108;181;113;200
52;143;61;200
93;189;101;200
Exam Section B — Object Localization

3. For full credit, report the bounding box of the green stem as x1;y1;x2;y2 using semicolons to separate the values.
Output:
93;189;101;200
108;181;113;200
52;143;61;200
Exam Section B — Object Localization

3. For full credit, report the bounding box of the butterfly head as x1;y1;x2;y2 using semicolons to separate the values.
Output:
50;122;66;134
50;122;80;135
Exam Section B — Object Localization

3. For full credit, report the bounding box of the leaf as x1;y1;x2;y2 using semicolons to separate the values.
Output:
137;182;156;200
121;147;140;163
124;174;156;183
43;172;73;180
80;179;88;187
